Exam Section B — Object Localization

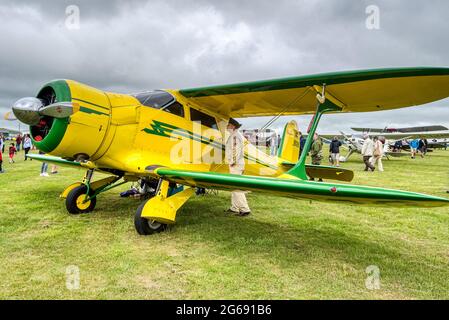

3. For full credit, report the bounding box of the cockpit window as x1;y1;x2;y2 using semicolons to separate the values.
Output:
133;90;175;109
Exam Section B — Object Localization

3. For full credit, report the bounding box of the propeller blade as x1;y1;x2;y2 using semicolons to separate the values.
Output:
39;102;74;118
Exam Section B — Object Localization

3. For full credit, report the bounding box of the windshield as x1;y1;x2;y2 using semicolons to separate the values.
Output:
133;90;175;109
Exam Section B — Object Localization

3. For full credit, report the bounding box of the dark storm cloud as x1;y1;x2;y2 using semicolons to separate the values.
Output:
1;0;449;132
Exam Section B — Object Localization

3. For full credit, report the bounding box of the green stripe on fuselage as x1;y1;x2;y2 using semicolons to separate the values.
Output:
79;106;108;116
142;120;278;170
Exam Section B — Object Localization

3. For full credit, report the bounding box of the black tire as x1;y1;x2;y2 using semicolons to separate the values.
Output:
66;185;97;214
134;201;168;235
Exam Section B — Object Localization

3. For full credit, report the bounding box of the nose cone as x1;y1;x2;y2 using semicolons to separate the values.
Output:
12;97;44;125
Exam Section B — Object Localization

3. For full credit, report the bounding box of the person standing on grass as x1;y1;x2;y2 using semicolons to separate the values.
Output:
371;136;384;172
269;130;278;156
361;134;375;172
423;138;428;155
15;134;22;152
409;139;419;159
23;134;32;161
0;145;3;173
225;118;251;217
50;165;58;174
299;133;306;157
39;150;49;177
329;136;342;167
8;143;17;164
418;139;425;158
310;133;323;182
0;134;4;155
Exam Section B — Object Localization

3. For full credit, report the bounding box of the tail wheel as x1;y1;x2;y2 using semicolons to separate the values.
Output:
66;185;97;214
134;201;167;235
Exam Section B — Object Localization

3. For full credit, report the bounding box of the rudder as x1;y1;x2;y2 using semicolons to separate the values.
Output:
277;120;300;163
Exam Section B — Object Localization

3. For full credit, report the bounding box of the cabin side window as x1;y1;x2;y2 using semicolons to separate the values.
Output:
162;102;185;118
190;108;218;130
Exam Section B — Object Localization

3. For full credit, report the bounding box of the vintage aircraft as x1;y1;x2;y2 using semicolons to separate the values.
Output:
11;67;449;235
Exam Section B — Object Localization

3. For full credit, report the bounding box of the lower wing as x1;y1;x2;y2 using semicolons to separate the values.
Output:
27;153;96;169
149;167;449;207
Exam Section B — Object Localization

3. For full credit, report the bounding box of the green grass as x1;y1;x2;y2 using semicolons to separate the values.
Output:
0;148;448;299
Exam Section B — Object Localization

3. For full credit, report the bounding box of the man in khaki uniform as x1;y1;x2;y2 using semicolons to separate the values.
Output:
225;118;251;216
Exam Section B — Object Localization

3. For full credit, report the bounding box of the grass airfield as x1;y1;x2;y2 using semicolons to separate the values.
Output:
0;148;448;299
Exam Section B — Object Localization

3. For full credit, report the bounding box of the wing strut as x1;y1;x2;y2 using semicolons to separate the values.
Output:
287;85;343;179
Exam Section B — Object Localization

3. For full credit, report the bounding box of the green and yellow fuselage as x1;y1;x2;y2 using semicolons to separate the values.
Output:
31;79;284;178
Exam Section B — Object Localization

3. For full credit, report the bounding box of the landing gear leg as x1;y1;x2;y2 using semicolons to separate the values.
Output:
62;170;126;215
65;169;96;214
134;180;195;235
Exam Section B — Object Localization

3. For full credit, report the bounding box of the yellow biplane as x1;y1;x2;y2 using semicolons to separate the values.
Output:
11;67;449;235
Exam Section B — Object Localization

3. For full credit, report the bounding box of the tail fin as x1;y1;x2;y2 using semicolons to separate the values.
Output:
277;120;300;163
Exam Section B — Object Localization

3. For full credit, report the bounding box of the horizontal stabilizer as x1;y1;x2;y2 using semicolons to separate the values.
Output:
280;163;354;182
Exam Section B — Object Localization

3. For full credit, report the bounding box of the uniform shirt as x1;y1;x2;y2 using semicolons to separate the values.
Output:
310;138;323;157
226;130;245;170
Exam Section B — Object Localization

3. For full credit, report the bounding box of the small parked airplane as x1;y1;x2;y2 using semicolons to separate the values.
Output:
11;67;449;235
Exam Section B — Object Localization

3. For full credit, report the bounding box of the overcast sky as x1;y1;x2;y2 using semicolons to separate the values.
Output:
1;0;449;134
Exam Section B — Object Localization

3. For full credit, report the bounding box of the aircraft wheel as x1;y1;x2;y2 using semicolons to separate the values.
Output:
66;185;97;214
134;201;167;235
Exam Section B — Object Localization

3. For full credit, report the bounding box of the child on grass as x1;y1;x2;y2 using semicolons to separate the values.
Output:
0;149;3;173
9;143;16;164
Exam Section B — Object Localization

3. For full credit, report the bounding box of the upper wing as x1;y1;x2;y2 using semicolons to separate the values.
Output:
178;67;449;117
149;167;449;207
381;130;449;140
352;125;448;133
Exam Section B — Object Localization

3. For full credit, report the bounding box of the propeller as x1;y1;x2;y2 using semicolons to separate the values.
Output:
11;97;74;125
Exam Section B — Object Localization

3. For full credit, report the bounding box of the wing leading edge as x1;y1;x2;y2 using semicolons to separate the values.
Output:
150;167;449;208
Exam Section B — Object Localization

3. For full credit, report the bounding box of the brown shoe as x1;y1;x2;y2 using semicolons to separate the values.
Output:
238;211;251;216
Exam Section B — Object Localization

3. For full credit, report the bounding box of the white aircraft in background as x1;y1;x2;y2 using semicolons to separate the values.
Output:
323;128;449;162
351;125;448;134
351;125;449;150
